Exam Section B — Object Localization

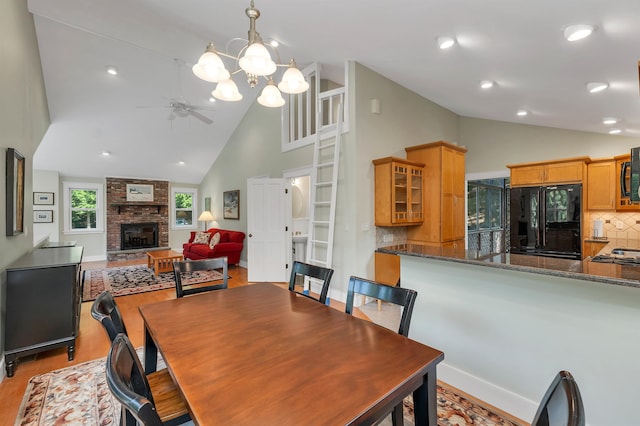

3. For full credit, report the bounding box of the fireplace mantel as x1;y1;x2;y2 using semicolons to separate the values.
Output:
110;203;165;214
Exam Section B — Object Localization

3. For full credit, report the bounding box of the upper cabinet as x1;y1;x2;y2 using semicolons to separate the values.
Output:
373;157;424;226
508;157;589;187
405;141;467;246
587;159;616;210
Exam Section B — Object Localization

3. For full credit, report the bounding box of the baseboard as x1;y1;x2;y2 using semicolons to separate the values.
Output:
82;254;107;262
438;363;538;423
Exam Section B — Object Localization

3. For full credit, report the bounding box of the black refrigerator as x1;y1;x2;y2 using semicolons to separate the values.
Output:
510;184;582;259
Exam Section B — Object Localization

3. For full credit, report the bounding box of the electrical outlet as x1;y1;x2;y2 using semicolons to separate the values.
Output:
383;234;394;243
616;221;624;230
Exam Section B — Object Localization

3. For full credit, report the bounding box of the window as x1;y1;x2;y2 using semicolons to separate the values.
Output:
172;187;197;229
63;182;104;233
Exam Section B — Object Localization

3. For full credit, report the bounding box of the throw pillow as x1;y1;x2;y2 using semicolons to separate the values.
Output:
209;232;221;249
193;231;211;244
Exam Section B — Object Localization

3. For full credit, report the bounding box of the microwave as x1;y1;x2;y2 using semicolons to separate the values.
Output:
621;147;640;202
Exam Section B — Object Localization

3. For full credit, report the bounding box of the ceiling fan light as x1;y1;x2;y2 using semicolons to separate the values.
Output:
193;46;230;82
564;24;594;42
258;80;285;107
278;60;309;94
239;42;277;76
586;81;608;93
212;79;243;101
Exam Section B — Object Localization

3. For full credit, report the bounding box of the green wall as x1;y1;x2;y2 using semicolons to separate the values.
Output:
0;0;50;371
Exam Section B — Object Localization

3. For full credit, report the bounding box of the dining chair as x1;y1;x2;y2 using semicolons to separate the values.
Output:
288;261;334;304
91;290;127;343
106;333;191;426
345;276;418;337
532;370;585;426
172;256;228;298
345;276;418;426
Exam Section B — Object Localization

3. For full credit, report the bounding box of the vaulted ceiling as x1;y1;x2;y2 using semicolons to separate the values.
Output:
28;0;640;184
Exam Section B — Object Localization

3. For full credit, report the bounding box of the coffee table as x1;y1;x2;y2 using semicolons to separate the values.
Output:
146;249;183;276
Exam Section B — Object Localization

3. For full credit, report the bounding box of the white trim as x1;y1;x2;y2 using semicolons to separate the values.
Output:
171;187;198;230
437;362;538;424
62;181;104;233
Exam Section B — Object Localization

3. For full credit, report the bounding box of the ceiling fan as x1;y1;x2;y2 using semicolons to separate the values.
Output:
137;58;214;124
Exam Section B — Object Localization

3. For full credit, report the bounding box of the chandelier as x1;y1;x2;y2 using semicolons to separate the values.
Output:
192;1;309;108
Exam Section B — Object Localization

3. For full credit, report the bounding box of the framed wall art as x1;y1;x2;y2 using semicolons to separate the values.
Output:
126;183;154;202
6;148;25;236
223;190;240;220
34;192;54;205
34;210;53;223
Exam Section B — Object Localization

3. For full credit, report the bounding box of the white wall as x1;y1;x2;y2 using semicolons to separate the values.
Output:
402;255;640;425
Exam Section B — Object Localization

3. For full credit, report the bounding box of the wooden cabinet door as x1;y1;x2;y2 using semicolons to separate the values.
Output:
545;161;584;183
510;165;544;186
587;160;615;210
374;157;424;226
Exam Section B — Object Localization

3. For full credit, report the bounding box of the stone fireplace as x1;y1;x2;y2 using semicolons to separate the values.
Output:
121;222;159;250
106;177;169;261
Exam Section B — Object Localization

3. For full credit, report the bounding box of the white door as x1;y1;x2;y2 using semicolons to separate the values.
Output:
247;178;289;282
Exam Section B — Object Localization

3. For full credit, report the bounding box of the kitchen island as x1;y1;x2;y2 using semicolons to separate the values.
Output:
378;243;640;425
377;243;640;289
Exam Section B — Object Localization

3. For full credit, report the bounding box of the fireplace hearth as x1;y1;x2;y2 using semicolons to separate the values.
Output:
121;222;158;250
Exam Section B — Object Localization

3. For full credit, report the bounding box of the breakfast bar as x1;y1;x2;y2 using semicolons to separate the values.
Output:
377;243;640;425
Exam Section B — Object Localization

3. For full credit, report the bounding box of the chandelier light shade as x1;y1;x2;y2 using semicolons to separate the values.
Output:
212;79;243;101
258;79;286;107
192;1;309;107
278;60;310;94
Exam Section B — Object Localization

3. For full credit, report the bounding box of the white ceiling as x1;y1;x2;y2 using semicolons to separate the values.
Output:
28;0;640;184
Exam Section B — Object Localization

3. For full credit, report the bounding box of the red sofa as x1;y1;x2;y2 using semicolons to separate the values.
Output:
182;228;246;265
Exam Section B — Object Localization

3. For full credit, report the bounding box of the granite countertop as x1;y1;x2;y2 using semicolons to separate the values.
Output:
377;243;640;289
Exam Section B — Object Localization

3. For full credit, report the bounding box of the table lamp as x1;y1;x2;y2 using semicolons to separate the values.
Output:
198;210;215;230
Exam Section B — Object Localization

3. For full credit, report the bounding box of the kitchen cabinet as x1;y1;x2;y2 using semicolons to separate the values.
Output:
4;246;84;377
587;159;616;210
373;157;424;226
405;141;467;246
508;157;589;187
584;240;608;258
614;154;640;211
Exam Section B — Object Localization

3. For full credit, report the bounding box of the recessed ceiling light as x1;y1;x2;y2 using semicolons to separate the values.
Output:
436;36;456;49
106;66;118;76
586;82;608;93
517;109;528;116
564;24;595;42
178;160;185;166
209;97;216;103
603;117;618;125
101;151;111;157
480;80;494;89
609;128;622;135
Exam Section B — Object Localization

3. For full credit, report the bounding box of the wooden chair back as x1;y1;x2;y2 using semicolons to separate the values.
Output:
345;276;418;336
288;261;334;304
173;257;228;298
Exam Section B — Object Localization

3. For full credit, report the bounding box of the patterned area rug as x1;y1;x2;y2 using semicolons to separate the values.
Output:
82;265;225;301
15;354;524;426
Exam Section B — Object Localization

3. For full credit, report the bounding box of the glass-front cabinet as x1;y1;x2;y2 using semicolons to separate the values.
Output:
373;157;424;226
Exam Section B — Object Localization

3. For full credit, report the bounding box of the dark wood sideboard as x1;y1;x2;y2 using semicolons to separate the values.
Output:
4;246;83;377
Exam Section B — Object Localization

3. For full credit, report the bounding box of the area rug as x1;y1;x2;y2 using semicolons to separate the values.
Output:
15;354;524;426
82;265;225;301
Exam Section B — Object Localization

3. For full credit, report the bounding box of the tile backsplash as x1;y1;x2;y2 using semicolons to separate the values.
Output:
586;211;640;246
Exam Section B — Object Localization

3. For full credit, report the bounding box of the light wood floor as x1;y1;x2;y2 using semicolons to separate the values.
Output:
0;258;356;422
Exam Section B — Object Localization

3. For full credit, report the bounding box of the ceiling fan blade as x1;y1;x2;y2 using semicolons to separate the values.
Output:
188;110;213;124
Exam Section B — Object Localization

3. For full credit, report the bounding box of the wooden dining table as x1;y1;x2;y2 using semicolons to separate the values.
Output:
139;282;444;425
